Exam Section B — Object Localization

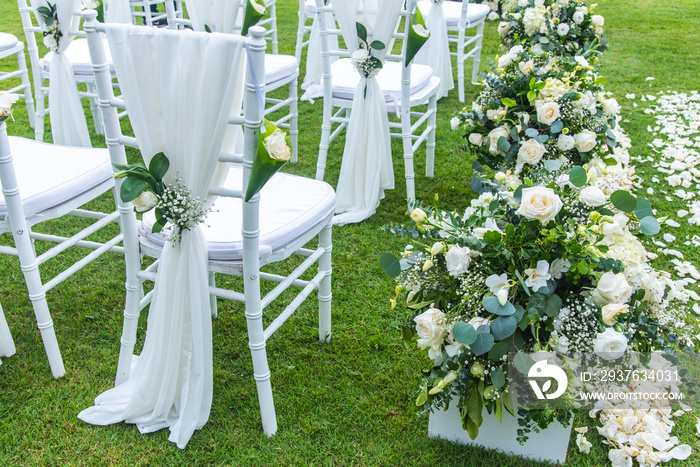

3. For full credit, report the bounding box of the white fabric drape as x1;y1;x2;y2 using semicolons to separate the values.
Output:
414;1;453;98
301;8;338;92
78;26;245;449
0;304;15;361
185;0;241;34
31;0;92;147
105;0;132;24
331;0;402;225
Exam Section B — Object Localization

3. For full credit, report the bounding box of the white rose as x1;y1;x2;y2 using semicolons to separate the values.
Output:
557;22;570;36
517;138;547;166
488;126;510;153
534;0;545;6
132;191;158;213
573;11;585;24
518;59;535;74
537;101;560;125
412;23;429;38
509;45;524;55
574;129;598;153
550;258;571;279
601;303;629;326
414;307;446;342
516;186;563;224
0;91;20;119
351;48;369;63
263;128;292;161
445;245;472;278
579;186;606;207
594;328;628;361
591;15;604;27
468;133;483;146
450;116;461;131
81;0;100;9
251;0;265;14
590;272;633;305
557;134;575;151
602;98;621;116
487;11;499;21
498;22;510;36
43;34;58;51
410;208;427;224
498;53;514;68
574;56;590;68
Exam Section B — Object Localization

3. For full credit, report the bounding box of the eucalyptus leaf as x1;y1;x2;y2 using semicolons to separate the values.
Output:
550;120;563;133
497;136;511;152
543;159;563;171
525;128;539;138
379;253;401;277
491;367;505;389
490;315;517;341
470;331;495;355
453;322;477;345
640;216;661;236
544;294;562;317
610;190;637;213
568;166;588;187
482;296;516;316
513;352;536;374
635;197;653;219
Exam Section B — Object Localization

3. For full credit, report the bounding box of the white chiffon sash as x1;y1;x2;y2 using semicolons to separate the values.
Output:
0;304;15;361
105;0;132;24
31;0;92;147
185;0;240;34
301;9;338;92
414;1;453;98
331;0;402;225
78;25;245;449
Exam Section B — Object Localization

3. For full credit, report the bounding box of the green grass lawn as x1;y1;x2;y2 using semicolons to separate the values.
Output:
1;0;699;465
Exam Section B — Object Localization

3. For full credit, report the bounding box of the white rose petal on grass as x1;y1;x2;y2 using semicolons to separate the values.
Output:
645;76;655;81
579;186;606;207
625;93;636;99
445;245;472;277
263;129;292;161
516;186;563;224
594;328;628;361
517;138;547;166
576;433;592;454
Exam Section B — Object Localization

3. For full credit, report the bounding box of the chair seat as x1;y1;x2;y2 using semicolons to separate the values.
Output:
304;0;318;14
0;33;19;52
40;38;115;76
0;137;113;219
265;54;298;89
418;0;490;27
142;166;336;261
330;59;434;104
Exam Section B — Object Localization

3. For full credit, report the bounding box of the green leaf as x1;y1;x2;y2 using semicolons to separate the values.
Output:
467;388;483;427
151;216;167;234
494;395;503;422
490;315;517;341
465;416;479;440
491;367;505;389
595;76;608;85
415;387;428;406
453;322;477;345
356;22;368;42
245;119;289;202
550;120;563;133
483;230;502;244
514;269;531;296
119;177;146;203
544;294;562;317
527;90;536;103
497;136;510;152
501;97;517;107
635;197;653;219
513;352;536;374
488;342;511;361
379;253;401;277
610;190;637;213
369;40;385;51
482;296;516;316
470;330;495;355
543;160;563;172
640;216;661;236
569;166;588;187
525;128;539;138
241;0;266;36
148;152;169;182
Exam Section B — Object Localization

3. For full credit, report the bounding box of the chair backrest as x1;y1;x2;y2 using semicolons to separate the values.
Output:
130;0;183;26
82;11;266;218
165;0;240;33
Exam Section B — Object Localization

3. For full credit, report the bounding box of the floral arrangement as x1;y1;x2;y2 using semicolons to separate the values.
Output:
0;91;20;121
241;0;266;36
245;119;293;201
351;22;386;79
36;2;62;52
115;153;210;241
453;47;624;187
405;5;430;67
498;0;607;56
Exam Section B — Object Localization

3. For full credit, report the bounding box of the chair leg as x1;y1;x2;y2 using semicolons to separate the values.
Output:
315;96;332;181
294;5;306;64
34;85;46;142
290;78;299;163
472;23;485;85
209;270;218;318
86;81;104;135
16;48;36;130
318;222;332;343
15;227;65;377
426;94;437;179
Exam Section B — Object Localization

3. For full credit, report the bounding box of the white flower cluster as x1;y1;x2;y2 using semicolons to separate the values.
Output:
350;48;381;79
157;177;211;242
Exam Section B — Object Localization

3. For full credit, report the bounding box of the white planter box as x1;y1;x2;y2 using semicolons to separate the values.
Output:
428;400;573;465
